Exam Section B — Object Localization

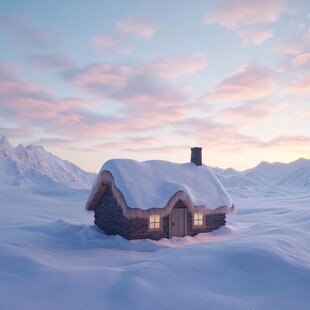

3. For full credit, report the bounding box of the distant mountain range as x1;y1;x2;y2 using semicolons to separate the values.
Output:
1;135;309;196
0;136;95;189
212;157;310;196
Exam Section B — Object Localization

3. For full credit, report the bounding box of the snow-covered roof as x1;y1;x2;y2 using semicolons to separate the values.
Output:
86;159;234;217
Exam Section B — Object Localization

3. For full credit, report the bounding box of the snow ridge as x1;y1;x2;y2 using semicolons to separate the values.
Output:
0;136;95;188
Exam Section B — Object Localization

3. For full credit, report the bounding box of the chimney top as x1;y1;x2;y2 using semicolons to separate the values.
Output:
191;147;202;166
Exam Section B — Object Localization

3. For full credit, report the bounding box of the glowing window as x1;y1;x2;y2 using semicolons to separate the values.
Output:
193;212;204;226
149;215;161;230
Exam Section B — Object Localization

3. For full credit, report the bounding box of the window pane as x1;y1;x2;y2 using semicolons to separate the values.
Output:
194;213;203;226
149;215;160;229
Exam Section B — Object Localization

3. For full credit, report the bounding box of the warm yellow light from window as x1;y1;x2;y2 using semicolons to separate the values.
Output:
194;212;203;226
149;214;160;229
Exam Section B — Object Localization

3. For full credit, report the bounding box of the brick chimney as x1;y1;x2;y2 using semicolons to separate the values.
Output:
191;147;202;166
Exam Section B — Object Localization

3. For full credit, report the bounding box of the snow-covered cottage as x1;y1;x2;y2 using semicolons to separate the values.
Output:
85;148;235;240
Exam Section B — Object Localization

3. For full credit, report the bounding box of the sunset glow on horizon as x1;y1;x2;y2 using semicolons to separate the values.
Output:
1;0;309;172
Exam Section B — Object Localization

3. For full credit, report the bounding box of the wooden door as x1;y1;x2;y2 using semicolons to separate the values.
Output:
170;209;187;237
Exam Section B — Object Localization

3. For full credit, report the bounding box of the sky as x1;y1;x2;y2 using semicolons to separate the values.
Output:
0;0;309;172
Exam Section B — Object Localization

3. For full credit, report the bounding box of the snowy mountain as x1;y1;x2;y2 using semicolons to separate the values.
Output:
278;166;310;188
244;158;310;182
212;157;310;196
1;135;309;194
0;136;95;188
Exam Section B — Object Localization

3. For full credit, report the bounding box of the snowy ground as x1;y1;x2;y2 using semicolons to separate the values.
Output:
0;186;310;310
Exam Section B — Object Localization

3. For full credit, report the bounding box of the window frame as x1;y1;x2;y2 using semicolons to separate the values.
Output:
148;214;162;231
193;212;204;228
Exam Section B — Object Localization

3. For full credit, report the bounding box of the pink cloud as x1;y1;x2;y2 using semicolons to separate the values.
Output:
0;62;120;140
217;100;278;122
15;28;59;48
116;17;157;38
28;54;75;70
62;58;196;126
175;116;310;155
291;53;310;67
90;35;133;54
0;60;191;145
112;73;190;125
278;27;310;56
283;76;310;94
260;135;310;148
33;138;74;147
0;62;20;78
93;136;162;152
147;52;207;79
175;117;262;152
201;64;277;103
236;28;273;44
64;52;208;99
203;0;286;29
276;27;310;72
203;0;287;44
0;62;50;99
63;63;137;94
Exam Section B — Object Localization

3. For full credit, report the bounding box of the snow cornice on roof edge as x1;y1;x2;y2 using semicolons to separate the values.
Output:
85;170;235;218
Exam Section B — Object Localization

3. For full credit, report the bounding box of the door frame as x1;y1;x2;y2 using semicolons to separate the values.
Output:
169;208;187;238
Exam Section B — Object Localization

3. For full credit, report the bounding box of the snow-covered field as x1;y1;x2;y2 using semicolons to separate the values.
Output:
1;185;309;310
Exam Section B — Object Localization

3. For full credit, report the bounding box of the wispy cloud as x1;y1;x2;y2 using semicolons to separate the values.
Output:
147;52;207;79
63;52;207;97
259;135;310;148
283;76;310;94
62;63;137;94
204;0;286;29
62;56;199;128
0;60;190;146
204;0;287;44
116;17;157;38
93;136;162;152
217;100;281;122
201;64;277;103
15;28;59;49
175;116;262;152
278;26;310;71
291;53;310;68
236;27;273;44
28;54;75;70
90;35;133;54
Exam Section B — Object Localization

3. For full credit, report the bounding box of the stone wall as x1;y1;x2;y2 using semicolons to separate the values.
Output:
177;201;226;236
95;186;130;237
94;188;226;240
95;186;169;240
128;216;169;240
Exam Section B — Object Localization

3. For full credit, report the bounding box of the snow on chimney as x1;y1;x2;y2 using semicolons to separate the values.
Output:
191;147;202;166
